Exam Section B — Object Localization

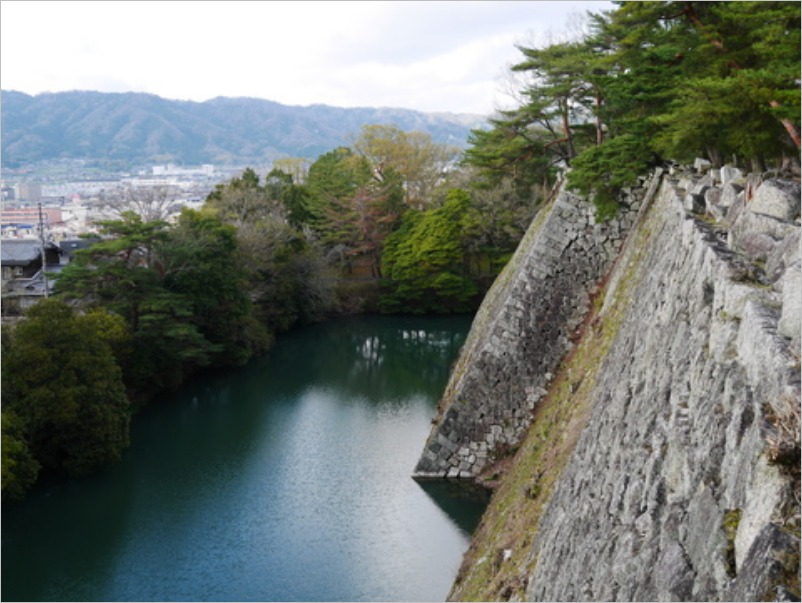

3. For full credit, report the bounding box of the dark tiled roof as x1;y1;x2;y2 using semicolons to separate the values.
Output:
1;239;58;265
59;238;99;257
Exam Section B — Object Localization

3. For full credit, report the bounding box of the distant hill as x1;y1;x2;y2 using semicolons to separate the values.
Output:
0;90;485;168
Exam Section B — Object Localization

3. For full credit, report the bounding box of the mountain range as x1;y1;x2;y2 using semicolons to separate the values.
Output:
0;90;486;168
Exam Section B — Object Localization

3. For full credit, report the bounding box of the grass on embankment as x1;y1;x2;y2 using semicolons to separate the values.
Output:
447;195;662;602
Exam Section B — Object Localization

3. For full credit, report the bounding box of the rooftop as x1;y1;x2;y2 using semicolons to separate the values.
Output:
1;239;58;265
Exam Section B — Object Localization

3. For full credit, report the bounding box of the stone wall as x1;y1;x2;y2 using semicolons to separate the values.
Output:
444;168;800;601
524;171;800;601
413;171;662;479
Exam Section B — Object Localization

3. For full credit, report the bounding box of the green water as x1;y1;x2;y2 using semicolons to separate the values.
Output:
2;315;488;602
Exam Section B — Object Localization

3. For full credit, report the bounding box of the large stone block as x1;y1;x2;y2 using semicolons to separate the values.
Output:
728;207;798;261
693;157;712;173
720;165;743;185
750;179;801;222
766;230;801;287
720;182;744;208
778;260;800;341
734;231;780;262
684;192;705;214
704;186;723;218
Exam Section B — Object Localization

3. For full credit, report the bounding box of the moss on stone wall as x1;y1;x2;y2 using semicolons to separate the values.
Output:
448;189;661;601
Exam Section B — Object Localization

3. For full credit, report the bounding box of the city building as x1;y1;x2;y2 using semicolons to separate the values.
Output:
1;205;62;229
17;182;43;202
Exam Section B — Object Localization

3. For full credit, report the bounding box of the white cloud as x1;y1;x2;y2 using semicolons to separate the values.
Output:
320;30;522;113
1;0;613;114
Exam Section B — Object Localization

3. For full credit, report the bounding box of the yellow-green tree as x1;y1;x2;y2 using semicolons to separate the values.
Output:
380;189;481;313
352;125;460;209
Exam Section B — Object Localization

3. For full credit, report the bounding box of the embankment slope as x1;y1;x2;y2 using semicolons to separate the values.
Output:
418;168;801;601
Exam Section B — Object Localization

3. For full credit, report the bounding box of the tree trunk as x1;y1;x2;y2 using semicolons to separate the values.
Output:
706;146;723;167
595;88;604;146
560;99;575;161
770;101;802;149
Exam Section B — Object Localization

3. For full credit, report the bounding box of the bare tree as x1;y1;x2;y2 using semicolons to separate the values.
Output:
95;184;180;222
272;157;311;184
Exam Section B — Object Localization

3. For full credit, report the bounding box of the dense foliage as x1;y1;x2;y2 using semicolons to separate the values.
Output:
2;301;130;496
206;167;337;330
380;190;481;313
53;210;269;398
463;0;800;217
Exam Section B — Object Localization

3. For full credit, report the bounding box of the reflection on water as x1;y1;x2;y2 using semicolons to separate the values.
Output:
2;315;486;602
415;479;492;536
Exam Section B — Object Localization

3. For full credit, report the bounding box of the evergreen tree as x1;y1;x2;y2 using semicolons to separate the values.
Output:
648;1;801;165
305;147;374;246
511;40;601;164
461;117;556;196
477;0;802;219
2;300;131;478
1;409;40;502
161;209;270;366
380;189;481;313
55;212;239;396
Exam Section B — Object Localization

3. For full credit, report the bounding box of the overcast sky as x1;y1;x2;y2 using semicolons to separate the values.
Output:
1;1;613;116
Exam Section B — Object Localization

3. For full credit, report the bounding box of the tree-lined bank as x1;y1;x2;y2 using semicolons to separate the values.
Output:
2;124;539;500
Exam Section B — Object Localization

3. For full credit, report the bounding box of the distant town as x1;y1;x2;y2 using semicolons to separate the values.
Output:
1;162;251;240
1;161;249;312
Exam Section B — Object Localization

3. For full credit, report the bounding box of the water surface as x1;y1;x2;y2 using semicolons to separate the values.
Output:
2;315;487;602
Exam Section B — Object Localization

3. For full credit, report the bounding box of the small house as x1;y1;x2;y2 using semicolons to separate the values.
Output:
1;239;62;312
1;239;61;281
